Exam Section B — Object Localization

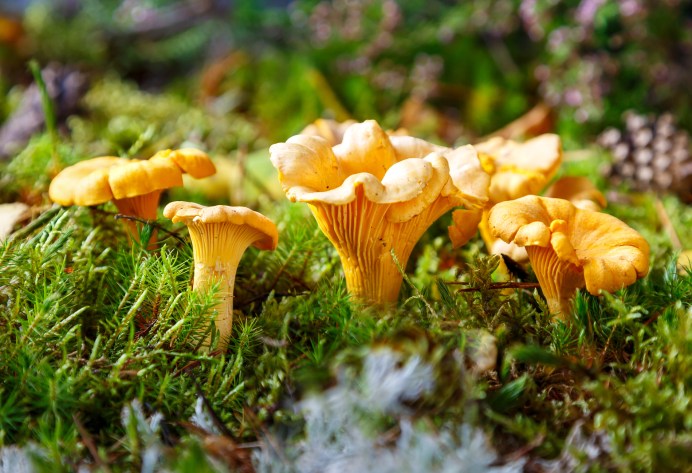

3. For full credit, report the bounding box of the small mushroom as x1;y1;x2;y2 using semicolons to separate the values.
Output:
449;134;563;264
543;176;607;212
270;120;489;304
48;148;216;245
163;202;278;350
488;195;649;318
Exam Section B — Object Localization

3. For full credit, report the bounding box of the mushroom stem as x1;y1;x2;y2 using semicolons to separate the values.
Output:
113;190;162;247
186;222;266;350
526;245;584;319
309;187;454;304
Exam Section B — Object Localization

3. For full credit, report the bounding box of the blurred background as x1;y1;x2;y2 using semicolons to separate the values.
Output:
0;0;690;203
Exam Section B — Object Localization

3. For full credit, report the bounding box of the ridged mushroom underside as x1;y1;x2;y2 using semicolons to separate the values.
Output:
270;120;489;303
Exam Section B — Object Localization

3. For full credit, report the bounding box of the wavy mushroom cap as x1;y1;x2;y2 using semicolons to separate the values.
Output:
475;134;562;204
163;202;278;251
48;149;216;206
300;118;357;147
488;195;649;295
49;156;127;206
270;120;489;216
543;176;607;212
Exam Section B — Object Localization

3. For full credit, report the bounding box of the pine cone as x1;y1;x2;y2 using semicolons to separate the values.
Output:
599;111;691;202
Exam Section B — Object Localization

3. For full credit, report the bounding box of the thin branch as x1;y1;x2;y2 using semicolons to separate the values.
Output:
447;281;540;293
74;413;112;473
115;214;188;246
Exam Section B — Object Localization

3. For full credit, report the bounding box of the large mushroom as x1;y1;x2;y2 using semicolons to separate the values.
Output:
270;120;489;304
49;148;216;245
164;202;278;350
488;195;649;318
448;134;563;261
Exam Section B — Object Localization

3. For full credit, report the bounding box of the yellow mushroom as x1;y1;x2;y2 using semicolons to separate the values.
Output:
48;149;216;245
543;176;607;212
163;202;278;350
448;134;563;263
488;195;650;318
270;120;489;304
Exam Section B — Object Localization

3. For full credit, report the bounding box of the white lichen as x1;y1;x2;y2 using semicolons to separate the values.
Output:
121;400;165;473
0;445;36;473
253;348;524;473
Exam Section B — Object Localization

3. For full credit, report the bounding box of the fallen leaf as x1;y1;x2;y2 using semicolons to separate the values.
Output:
0;203;30;240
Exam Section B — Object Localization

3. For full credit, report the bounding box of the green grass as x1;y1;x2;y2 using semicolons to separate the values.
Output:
0;177;689;471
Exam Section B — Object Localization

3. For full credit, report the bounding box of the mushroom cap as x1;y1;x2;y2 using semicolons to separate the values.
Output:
488;195;650;295
543;176;606;212
48;149;216;206
269;120;489;221
475;134;562;203
448;208;483;248
300;118;357;146
48;156;126;206
151;148;217;179
163;202;278;251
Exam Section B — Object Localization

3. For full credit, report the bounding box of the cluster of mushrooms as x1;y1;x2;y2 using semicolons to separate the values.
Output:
48;120;650;350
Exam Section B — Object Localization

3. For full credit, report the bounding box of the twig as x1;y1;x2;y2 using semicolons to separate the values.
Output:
73;413;112;473
237;290;309;309
448;281;540;292
115;214;188;246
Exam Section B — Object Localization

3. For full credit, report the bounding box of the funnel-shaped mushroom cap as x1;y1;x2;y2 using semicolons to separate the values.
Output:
270;120;489;303
475;134;562;204
271;120;488;212
488;195;649;316
543;176;606;212
163;202;278;251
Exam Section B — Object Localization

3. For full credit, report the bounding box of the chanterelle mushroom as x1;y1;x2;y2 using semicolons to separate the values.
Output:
270;120;489;304
164;202;278;350
488;195;649;318
449;134;563;265
48;148;216;245
543;176;607;212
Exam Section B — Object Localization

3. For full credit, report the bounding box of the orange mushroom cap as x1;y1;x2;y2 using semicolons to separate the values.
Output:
49;148;216;246
49;148;216;207
488;195;649;317
475;134;562;204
